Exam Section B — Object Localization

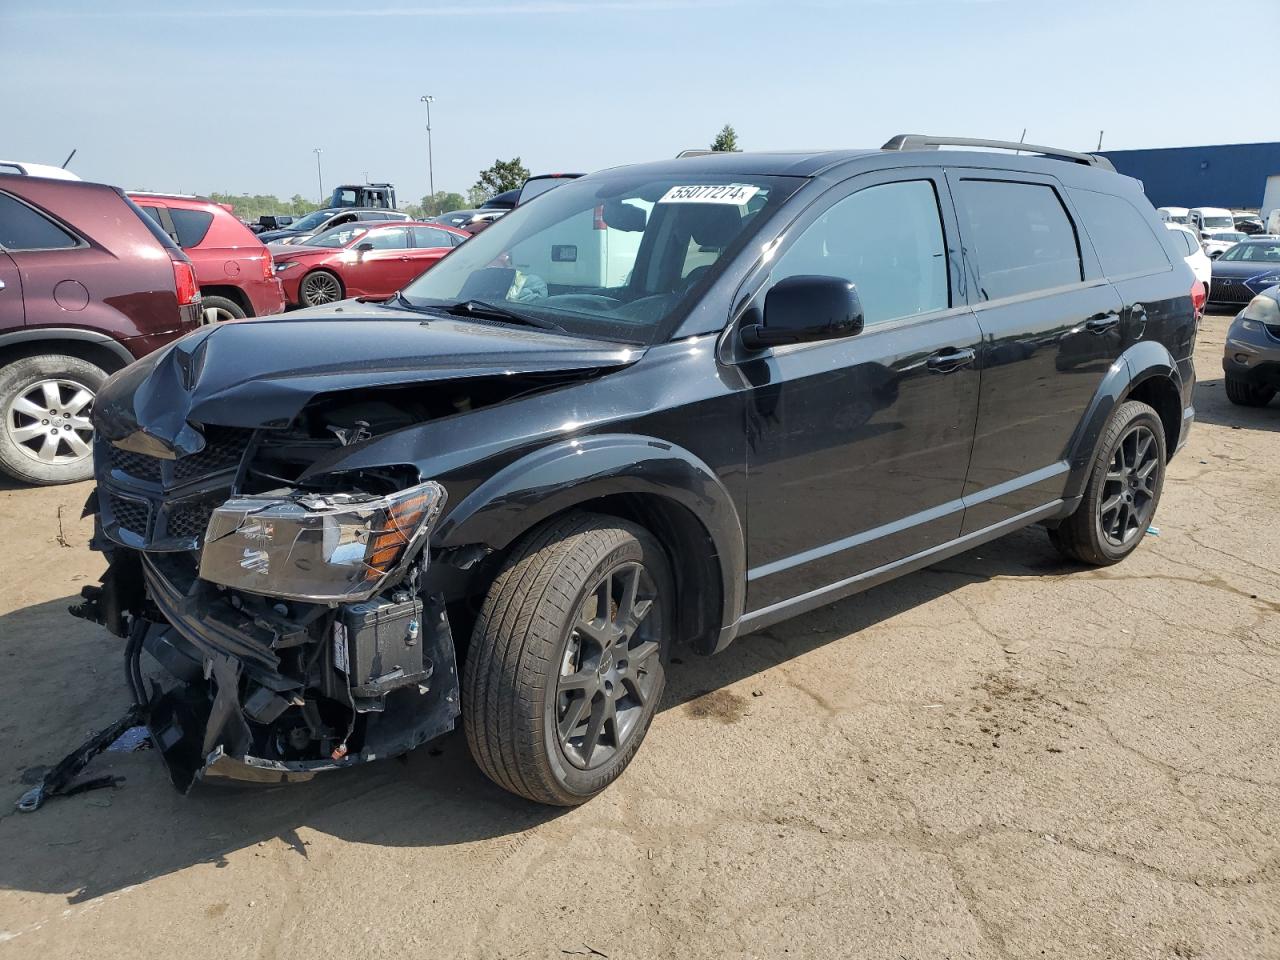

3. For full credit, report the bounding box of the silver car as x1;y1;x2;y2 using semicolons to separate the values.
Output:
1223;285;1280;406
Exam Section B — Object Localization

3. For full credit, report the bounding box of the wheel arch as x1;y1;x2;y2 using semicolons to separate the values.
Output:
0;329;133;375
433;434;745;655
198;285;252;316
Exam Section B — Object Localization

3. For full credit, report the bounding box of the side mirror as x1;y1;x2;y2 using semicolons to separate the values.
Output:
740;275;864;350
355;241;374;253
1208;250;1222;260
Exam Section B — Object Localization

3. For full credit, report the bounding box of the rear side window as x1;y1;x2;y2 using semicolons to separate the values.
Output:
0;192;80;251
365;227;409;250
1070;189;1170;278
411;226;456;248
168;208;214;248
954;179;1082;300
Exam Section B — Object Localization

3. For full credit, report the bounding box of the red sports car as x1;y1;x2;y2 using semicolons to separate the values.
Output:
271;221;469;308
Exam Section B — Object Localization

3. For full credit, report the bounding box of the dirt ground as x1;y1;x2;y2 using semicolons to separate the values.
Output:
0;309;1276;960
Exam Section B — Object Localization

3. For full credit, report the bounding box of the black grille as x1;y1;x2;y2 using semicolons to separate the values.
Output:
106;444;162;483
108;492;150;537
1210;279;1254;304
165;501;216;540
172;427;251;482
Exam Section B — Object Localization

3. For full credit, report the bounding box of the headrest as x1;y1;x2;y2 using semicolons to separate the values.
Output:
687;205;742;248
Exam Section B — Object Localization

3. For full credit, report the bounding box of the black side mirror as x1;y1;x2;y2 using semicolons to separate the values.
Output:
741;275;864;350
355;241;374;253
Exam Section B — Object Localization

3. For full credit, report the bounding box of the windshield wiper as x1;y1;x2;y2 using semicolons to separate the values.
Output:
444;299;567;333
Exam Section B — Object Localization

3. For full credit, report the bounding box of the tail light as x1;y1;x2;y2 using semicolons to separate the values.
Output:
172;258;200;306
261;251;274;281
593;204;607;231
1191;280;1206;316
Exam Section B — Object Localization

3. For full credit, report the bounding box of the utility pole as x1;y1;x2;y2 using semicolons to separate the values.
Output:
313;148;324;204
420;95;436;205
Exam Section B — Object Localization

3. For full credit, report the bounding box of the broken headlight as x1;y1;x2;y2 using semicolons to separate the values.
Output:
199;481;446;602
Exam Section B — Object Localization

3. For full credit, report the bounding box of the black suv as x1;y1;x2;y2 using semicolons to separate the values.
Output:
75;135;1199;806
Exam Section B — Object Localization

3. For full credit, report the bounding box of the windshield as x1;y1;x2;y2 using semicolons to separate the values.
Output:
400;172;799;344
302;224;369;248
1202;216;1235;229
1220;242;1280;263
289;209;335;232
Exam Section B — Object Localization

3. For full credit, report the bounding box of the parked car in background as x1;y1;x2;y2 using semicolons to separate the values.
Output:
1157;206;1190;224
0;161;81;181
1189;206;1237;239
271;220;467;307
1222;284;1280;406
130;193;286;323
1233;215;1264;236
1166;223;1211;289
517;173;585;205
247;214;295;234
433;208;504;230
481;188;520;211
81;135;1199;805
258;207;410;245
1208;238;1280;307
0;178;201;484
1203;232;1247;259
327;183;396;209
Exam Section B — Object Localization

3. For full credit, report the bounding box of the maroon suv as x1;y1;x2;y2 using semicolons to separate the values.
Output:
0;177;202;485
129;193;286;323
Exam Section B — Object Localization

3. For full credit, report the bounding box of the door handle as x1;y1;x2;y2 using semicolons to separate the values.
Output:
1085;312;1120;334
926;347;976;373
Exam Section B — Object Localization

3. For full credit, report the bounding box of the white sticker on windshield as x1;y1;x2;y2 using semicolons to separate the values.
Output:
658;184;760;205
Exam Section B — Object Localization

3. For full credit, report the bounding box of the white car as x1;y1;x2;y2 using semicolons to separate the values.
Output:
1165;223;1211;288
0;160;80;180
1188;206;1237;239
1157;206;1190;225
1202;231;1247;259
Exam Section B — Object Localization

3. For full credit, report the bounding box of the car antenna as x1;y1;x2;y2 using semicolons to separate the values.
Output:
61;148;77;170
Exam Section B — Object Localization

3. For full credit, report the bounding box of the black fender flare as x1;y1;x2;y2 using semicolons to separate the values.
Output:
434;433;746;650
1062;340;1185;501
0;327;135;370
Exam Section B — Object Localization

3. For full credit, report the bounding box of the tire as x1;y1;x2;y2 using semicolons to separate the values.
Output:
0;354;106;485
1224;375;1275;407
463;512;674;806
200;295;247;325
298;270;343;308
1049;399;1166;566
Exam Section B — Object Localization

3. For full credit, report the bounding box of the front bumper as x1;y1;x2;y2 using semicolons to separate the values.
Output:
1223;321;1280;388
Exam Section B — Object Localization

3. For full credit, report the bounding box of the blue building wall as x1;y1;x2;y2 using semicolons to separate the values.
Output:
1099;142;1280;209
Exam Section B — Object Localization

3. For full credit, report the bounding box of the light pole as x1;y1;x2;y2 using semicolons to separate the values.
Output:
420;95;435;206
313;147;324;204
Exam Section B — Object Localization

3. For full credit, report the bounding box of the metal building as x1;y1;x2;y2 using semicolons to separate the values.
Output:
1098;142;1280;211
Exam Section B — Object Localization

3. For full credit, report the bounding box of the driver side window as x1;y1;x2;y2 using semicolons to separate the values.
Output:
365;227;409;250
771;179;950;326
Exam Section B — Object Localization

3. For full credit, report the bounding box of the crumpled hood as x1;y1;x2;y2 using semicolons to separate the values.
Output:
94;304;643;458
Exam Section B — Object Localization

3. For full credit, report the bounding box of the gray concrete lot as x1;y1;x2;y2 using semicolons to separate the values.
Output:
0;309;1275;959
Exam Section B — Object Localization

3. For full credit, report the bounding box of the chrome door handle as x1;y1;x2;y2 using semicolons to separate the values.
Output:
926;347;976;373
1085;313;1120;334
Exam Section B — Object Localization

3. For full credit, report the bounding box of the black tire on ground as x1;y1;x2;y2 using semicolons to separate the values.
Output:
1224;376;1275;407
0;354;107;485
298;270;344;307
1049;399;1166;567
200;295;248;324
463;511;674;806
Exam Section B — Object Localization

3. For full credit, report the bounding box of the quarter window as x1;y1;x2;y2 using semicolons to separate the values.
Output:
1069;189;1170;278
169;208;215;248
771;179;949;326
411;226;456;248
0;192;80;251
954;180;1082;300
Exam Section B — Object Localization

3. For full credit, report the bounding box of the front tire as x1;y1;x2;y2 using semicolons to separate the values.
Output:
0;354;106;485
298;270;343;307
463;512;673;806
1224;375;1275;407
1049;400;1166;566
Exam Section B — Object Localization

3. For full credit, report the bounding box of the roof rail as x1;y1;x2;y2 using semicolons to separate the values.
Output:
881;134;1115;171
676;149;716;158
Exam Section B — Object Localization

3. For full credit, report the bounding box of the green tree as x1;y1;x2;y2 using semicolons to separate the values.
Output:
466;185;490;208
203;192;323;222
415;191;467;217
710;124;739;152
471;157;530;204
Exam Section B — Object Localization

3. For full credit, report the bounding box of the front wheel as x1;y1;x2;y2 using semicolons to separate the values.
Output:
1049;399;1166;566
463;512;673;806
298;270;343;307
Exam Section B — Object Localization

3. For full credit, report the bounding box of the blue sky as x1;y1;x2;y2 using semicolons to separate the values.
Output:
2;0;1271;204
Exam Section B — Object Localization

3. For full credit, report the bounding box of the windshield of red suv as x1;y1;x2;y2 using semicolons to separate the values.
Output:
400;172;799;344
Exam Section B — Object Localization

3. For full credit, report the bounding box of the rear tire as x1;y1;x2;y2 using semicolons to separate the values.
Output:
1224;375;1275;407
463;512;673;806
298;270;343;308
1049;399;1166;566
0;354;106;485
200;295;247;325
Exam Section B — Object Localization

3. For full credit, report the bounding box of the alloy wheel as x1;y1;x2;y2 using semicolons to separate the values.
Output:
202;305;238;325
1098;423;1159;547
302;273;341;306
555;561;663;770
6;378;94;465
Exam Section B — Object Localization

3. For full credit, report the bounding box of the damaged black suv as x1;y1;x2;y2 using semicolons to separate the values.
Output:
74;136;1199;806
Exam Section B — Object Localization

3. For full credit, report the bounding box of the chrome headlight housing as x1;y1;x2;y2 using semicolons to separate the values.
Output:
199;481;446;602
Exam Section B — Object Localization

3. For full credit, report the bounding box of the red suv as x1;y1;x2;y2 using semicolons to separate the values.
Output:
129;193;286;323
0;177;202;484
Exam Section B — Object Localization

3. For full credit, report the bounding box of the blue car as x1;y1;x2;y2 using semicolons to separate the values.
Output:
1208;238;1280;306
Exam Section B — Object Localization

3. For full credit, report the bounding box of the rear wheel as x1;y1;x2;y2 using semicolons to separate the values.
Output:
1049;399;1166;566
1224;375;1275;407
0;354;106;485
463;512;672;806
200;295;247;325
299;270;343;307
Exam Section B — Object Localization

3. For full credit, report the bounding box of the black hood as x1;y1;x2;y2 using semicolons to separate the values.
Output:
94;304;643;458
